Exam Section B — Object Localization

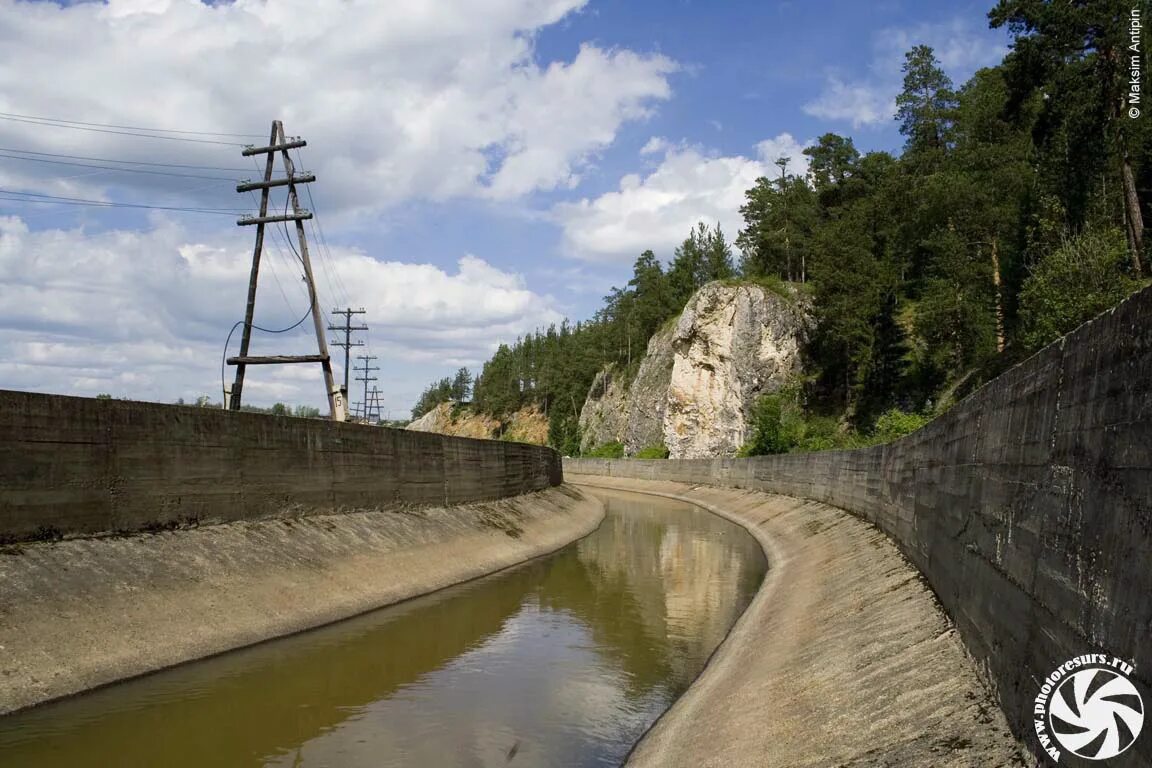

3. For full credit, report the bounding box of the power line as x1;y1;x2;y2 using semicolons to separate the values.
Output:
0;188;245;214
0;114;245;146
0;146;251;172
295;149;352;310
0;110;264;137
0;151;238;180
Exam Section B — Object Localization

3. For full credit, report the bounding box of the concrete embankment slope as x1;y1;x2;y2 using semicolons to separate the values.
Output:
0;390;602;714
576;477;1025;767
568;285;1152;766
0;486;604;715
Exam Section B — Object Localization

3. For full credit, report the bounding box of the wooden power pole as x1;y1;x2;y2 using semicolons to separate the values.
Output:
328;307;367;397
353;355;378;423
227;120;346;421
366;386;384;424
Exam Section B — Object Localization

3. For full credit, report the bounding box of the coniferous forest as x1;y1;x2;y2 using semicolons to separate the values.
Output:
413;1;1152;456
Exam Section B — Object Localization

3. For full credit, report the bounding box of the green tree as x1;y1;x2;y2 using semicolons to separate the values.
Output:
1017;228;1143;351
450;367;473;401
736;168;817;281
990;0;1149;272
896;45;958;161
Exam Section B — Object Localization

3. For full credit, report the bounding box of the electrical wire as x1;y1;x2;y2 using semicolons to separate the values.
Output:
0;110;265;137
0;114;247;145
295;148;352;309
0;146;251;172
0;189;245;215
0;151;238;180
219;307;314;408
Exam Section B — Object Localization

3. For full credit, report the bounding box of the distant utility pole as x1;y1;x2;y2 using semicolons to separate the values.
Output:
354;355;378;422
226;119;346;421
328;307;367;397
366;386;384;424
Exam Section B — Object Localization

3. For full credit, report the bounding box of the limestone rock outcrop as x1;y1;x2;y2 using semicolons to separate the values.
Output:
406;402;548;444
664;283;806;458
578;321;676;455
578;281;807;459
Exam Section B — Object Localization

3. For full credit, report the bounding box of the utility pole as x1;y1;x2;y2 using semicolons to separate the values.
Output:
366;386;384;424
226;120;346;421
354;355;378;423
328;307;367;397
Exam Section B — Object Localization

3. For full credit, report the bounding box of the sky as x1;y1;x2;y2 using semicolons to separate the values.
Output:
0;0;1011;419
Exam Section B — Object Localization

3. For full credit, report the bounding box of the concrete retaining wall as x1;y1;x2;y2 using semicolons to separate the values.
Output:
0;390;561;541
567;285;1152;765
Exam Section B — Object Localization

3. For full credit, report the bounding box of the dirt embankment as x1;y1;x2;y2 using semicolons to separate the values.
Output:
0;485;603;716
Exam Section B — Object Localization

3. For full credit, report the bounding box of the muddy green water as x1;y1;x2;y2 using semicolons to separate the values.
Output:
0;489;766;767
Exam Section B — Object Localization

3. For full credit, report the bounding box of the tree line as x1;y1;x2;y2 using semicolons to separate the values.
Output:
415;0;1151;454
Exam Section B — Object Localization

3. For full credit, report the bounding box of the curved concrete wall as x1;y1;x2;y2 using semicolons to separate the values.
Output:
0;389;561;541
567;285;1152;764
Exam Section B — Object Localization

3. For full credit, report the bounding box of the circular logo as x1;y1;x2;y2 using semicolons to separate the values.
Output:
1047;666;1144;760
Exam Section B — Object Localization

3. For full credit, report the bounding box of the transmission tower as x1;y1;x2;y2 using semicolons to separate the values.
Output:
353;355;378;423
365;386;384;424
226;119;346;421
327;307;366;397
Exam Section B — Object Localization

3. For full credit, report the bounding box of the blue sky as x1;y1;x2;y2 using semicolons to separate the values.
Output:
0;0;1010;416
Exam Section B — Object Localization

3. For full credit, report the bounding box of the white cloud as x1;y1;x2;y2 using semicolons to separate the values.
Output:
754;133;812;177
553;134;810;262
0;0;676;216
803;18;1009;129
802;77;894;129
0;216;561;411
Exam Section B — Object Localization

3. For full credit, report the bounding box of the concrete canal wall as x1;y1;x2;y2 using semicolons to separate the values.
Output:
567;285;1152;765
0;391;602;715
0;389;561;542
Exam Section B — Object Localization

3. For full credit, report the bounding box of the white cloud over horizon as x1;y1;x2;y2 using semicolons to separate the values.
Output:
553;133;810;263
0;215;562;412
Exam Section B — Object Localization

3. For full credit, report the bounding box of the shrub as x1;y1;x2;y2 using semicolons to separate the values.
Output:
737;389;804;456
869;408;930;444
1018;228;1143;353
634;443;670;459
585;441;625;458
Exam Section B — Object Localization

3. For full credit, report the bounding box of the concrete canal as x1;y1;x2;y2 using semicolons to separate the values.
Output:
0;488;766;767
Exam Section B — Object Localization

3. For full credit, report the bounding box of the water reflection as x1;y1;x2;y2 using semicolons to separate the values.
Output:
0;489;766;767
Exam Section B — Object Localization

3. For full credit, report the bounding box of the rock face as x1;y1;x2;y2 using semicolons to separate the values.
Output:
578;321;675;455
406;402;548;444
578;365;629;454
406;401;499;439
406;402;450;433
578;281;807;459
665;283;806;458
623;321;676;453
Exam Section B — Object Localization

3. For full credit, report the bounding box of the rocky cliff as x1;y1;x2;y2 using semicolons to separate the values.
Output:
407;401;548;445
579;281;807;458
579;320;675;455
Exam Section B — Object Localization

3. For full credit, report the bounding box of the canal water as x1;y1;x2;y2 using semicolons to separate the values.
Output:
0;489;766;767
